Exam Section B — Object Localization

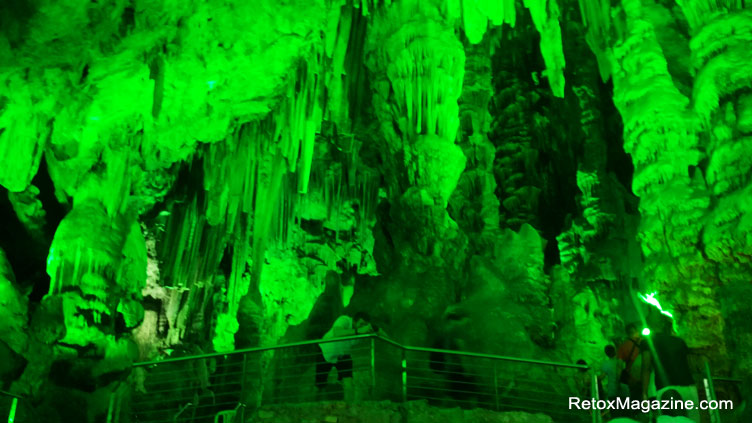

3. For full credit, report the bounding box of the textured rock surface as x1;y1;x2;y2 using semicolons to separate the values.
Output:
0;0;749;421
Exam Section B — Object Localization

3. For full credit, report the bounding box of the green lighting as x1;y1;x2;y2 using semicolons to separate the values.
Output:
642;328;650;336
8;397;17;423
638;292;674;318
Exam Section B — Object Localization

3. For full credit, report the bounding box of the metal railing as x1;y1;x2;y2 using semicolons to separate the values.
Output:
123;334;602;423
0;390;21;423
704;362;745;423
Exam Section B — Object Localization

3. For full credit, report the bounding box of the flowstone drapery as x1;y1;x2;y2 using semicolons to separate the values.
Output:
610;0;724;360
365;0;468;276
576;0;752;378
46;200;146;348
2;0;752;420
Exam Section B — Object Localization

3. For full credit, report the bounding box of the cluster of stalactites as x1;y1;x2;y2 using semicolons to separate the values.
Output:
366;0;471;208
450;0;517;44
0;72;50;193
162;44;324;279
676;0;746;32
46;200;146;302
445;0;565;97
522;0;566;97
577;0;617;81
448;0;565;96
381;19;465;142
276;52;324;195
301;136;381;237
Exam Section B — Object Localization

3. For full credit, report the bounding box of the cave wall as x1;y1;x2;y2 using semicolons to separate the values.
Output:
0;0;750;421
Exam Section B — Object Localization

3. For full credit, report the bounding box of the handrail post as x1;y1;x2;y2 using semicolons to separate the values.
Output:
703;361;720;423
241;353;248;420
401;349;407;403
106;391;115;423
370;337;376;400
493;362;499;411
8;397;17;423
591;370;601;423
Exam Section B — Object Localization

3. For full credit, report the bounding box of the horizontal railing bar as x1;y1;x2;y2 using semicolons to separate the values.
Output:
142;374;243;386
134;383;244;397
268;390;342;402
143;377;243;389
149;359;243;368
407;384;494;397
408;367;489;378
134;389;242;400
0;390;23;399
410;358;496;366
136;335;589;370
272;348;372;361
269;367;371;381
135;391;242;402
140;367;235;378
135;335;376;366
408;364;494;373
406;393;496;407
270;358;367;370
133;398;238;408
133;400;239;415
404;345;588;369
406;375;488;388
491;377;572;389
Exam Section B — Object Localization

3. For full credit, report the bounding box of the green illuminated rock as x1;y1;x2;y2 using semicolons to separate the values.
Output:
1;0;751;420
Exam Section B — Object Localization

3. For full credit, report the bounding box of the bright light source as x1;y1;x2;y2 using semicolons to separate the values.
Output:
638;292;674;318
642;328;650;336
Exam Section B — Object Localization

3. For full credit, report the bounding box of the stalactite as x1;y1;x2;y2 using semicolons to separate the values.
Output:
324;2;353;128
577;0;614;81
370;6;465;145
8;184;47;241
523;0;566;98
275;52;325;195
0;72;52;193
